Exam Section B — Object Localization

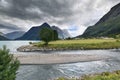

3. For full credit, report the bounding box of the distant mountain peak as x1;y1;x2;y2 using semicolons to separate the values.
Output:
5;31;25;39
40;22;50;27
17;23;71;40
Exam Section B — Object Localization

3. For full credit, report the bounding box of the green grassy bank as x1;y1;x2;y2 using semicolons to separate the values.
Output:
33;39;120;50
56;70;120;80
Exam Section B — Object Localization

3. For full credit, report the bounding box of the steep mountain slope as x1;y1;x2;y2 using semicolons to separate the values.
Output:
52;26;64;39
5;31;25;39
16;23;51;40
52;26;71;39
82;3;120;37
62;29;71;38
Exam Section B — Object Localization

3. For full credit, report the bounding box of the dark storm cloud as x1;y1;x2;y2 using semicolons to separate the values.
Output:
0;0;120;35
0;24;16;30
0;0;74;20
0;0;120;24
0;21;22;30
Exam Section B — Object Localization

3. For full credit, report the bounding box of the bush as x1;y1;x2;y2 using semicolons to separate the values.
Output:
0;46;20;80
29;42;32;44
116;40;120;42
101;72;110;76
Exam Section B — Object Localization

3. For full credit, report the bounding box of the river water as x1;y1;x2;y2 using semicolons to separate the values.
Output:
0;41;120;80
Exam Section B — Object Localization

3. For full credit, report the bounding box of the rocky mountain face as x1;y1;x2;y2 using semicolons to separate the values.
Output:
62;29;71;38
81;3;120;37
52;26;64;39
52;26;71;39
5;31;25;39
16;23;71;40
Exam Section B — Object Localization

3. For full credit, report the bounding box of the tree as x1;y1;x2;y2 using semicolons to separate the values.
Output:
40;27;53;45
40;27;58;45
53;30;58;40
0;46;20;80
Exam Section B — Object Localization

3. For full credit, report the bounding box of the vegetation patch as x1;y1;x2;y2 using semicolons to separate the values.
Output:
33;39;120;50
56;70;120;80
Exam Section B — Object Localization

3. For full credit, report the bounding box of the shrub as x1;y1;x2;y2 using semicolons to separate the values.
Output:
29;42;32;44
116;40;120;42
0;46;20;80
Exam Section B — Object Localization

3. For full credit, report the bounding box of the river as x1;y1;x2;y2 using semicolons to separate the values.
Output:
0;41;120;80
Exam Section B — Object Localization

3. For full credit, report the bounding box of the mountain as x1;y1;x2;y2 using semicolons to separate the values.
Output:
0;32;4;36
81;3;120;37
52;26;71;39
62;29;71;38
0;32;8;40
52;26;64;39
16;23;51;40
17;23;71;40
5;31;25;39
0;35;8;40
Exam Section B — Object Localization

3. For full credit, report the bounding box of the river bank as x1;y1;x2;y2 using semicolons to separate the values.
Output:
0;41;120;80
14;54;109;65
56;70;120;80
17;39;120;52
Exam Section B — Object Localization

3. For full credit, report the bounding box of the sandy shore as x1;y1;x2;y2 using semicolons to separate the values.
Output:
13;54;109;65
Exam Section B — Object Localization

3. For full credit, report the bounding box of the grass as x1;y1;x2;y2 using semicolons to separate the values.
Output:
33;39;120;50
56;70;120;80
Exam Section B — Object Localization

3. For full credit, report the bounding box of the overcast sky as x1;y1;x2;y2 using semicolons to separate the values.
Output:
0;0;120;36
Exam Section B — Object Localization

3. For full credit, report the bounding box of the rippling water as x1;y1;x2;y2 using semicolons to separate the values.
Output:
0;41;120;80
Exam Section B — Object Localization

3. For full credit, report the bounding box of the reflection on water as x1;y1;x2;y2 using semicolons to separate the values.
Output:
0;41;120;80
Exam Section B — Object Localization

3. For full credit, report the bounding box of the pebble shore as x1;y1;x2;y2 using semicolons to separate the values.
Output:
14;54;109;65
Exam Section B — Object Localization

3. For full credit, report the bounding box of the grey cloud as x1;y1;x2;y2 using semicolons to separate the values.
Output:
0;0;120;35
0;0;120;24
0;0;74;20
0;21;22;30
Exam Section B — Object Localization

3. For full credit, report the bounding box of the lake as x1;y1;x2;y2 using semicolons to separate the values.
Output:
0;41;120;80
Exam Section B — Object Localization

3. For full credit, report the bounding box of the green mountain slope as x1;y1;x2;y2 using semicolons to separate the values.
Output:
81;3;120;37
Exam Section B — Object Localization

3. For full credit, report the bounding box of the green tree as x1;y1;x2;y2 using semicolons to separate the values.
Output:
40;27;58;45
40;27;53;45
0;46;20;80
53;30;58;40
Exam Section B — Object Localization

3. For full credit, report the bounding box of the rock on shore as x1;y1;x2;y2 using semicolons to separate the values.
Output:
17;45;78;52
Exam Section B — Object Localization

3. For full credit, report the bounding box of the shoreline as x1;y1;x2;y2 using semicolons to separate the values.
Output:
17;39;120;52
56;70;120;80
17;45;120;52
14;54;109;65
